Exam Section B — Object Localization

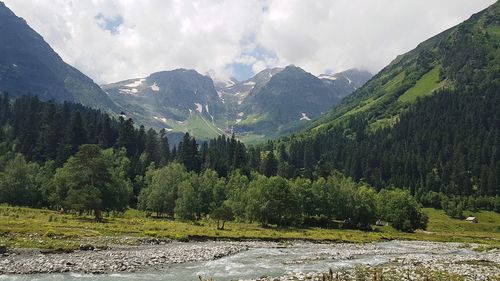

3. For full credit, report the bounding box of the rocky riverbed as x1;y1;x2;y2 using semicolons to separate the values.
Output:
244;241;500;281
0;240;498;280
0;241;248;274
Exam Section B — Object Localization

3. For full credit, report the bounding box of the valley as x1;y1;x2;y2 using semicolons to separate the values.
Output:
0;0;499;280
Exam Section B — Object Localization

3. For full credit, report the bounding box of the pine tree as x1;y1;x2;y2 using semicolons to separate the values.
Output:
261;151;278;177
158;129;171;165
117;117;137;157
69;111;87;154
232;141;247;171
144;128;160;166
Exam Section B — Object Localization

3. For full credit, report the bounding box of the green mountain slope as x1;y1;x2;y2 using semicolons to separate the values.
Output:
311;2;499;132
273;2;500;197
236;66;339;140
103;69;227;141
105;67;371;144
231;67;371;143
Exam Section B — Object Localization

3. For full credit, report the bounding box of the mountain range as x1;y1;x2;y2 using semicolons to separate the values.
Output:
104;66;371;143
0;0;371;144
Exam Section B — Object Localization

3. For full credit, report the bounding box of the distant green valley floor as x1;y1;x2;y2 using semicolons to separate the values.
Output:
0;206;498;250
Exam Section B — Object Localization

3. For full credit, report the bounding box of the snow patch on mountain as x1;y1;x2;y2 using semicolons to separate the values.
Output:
119;88;134;94
300;113;311;121
318;74;337;80
224;79;235;87
150;82;160;92
195;103;203;113
125;79;145;88
153;116;168;123
205;104;215;122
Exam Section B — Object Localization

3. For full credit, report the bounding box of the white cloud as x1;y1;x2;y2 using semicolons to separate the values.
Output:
257;0;497;75
3;0;496;83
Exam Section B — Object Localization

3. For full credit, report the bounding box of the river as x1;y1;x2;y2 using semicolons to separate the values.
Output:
1;240;498;281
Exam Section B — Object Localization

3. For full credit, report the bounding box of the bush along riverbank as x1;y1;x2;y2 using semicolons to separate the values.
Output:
0;205;499;252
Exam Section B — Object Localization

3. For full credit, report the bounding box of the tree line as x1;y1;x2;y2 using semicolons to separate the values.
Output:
0;93;430;231
138;163;427;232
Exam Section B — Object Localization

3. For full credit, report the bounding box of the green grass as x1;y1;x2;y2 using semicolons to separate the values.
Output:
398;65;442;103
160;114;225;139
426;208;500;235
369;115;400;131
185;115;225;138
238;133;267;145
0;206;498;250
382;71;406;93
238;113;270;126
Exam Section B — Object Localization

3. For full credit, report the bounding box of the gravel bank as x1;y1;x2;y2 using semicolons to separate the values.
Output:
1;240;498;280
0;241;248;274
243;241;500;281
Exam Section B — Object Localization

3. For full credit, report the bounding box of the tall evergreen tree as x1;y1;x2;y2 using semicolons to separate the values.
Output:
261;151;278;177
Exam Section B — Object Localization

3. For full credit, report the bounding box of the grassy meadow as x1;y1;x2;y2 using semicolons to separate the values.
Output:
0;205;498;250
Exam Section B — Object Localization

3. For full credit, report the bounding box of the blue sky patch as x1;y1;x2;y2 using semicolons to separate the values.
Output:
228;63;255;81
95;13;123;35
229;35;279;80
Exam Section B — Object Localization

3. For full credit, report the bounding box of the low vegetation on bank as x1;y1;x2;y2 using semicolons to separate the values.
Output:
0;205;498;251
245;266;489;281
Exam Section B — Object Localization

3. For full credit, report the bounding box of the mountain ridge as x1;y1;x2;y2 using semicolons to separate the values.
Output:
104;66;371;143
308;3;500;133
270;1;500;197
0;1;117;111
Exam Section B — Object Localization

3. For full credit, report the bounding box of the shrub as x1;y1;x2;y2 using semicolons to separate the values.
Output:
376;189;428;232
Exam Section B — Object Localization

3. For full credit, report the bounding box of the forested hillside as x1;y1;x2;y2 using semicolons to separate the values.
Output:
272;1;500;215
311;2;499;132
0;93;429;231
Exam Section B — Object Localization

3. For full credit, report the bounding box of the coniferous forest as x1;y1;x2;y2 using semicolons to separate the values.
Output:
272;17;500;217
0;93;431;232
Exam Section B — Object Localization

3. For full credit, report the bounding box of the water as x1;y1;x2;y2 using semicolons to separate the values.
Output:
0;241;473;281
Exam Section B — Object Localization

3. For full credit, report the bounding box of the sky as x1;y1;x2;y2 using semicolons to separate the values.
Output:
3;0;496;84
